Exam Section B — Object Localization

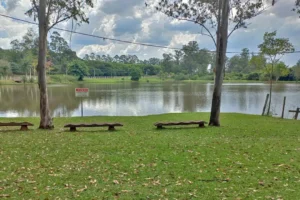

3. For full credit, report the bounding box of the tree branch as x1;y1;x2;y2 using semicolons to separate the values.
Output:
46;0;54;20
228;21;241;38
228;0;268;38
170;16;217;47
32;0;38;11
48;15;73;31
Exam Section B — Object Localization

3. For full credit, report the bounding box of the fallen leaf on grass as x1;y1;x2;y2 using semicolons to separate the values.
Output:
76;185;87;193
121;190;132;193
113;180;119;184
27;180;36;184
259;181;264;186
89;179;97;184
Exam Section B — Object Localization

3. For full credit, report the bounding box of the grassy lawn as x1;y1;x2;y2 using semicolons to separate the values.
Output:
1;75;299;85
81;76;169;84
0;113;299;199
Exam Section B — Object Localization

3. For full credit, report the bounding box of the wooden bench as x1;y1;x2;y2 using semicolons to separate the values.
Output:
154;121;207;129
0;122;34;131
64;123;123;131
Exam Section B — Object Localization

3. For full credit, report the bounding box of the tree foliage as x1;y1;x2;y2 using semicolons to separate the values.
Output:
258;31;295;63
258;31;294;115
293;60;300;81
68;60;88;81
130;68;142;81
273;62;289;81
151;0;265;46
227;48;251;73
1;30;298;83
26;0;94;30
293;0;300;17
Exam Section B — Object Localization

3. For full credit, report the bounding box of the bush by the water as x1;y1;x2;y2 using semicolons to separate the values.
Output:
49;75;77;83
199;74;214;80
246;72;260;80
130;68;142;81
174;73;189;81
190;74;199;80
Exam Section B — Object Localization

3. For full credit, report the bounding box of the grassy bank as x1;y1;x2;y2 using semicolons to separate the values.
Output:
1;75;299;85
0;113;299;199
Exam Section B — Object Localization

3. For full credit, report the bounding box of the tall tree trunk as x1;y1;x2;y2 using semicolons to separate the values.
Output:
209;0;229;126
38;0;53;129
267;63;274;116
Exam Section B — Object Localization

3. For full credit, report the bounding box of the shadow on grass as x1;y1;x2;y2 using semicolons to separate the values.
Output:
62;129;122;133
154;126;207;131
0;129;35;133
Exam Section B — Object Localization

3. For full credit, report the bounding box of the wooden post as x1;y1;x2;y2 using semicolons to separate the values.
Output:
295;108;300;120
262;94;270;116
81;98;83;117
20;125;29;131
281;96;286;119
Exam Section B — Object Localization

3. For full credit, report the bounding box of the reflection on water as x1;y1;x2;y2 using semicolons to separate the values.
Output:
0;82;299;118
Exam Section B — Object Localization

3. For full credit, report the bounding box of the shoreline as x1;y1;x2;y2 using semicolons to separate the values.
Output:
0;76;299;85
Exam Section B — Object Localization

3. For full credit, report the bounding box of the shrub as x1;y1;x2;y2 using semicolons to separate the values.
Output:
130;68;142;81
190;75;199;80
199;74;214;80
174;73;189;81
22;76;27;83
246;72;260;80
259;73;270;81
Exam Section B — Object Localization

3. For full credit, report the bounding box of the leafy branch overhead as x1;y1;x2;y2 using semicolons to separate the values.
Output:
258;31;295;63
293;0;300;17
26;0;94;30
150;0;265;46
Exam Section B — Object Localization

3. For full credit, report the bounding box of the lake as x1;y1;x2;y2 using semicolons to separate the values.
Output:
0;82;299;118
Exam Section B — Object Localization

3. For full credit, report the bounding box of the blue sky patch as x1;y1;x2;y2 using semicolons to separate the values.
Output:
0;31;8;38
0;0;7;8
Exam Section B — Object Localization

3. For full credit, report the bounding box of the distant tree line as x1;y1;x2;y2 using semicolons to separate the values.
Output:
0;28;299;82
226;47;300;82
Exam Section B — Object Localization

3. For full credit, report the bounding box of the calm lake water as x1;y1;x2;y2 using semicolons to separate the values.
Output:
0;82;299;118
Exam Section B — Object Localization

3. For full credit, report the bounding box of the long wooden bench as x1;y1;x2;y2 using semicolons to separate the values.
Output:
0;122;34;131
154;121;207;129
64;123;123;131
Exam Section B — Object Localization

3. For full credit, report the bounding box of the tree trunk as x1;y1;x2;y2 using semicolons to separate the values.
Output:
209;0;229;126
267;63;274;116
38;0;53;129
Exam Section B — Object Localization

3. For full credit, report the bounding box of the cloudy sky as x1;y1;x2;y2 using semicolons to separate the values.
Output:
0;0;299;65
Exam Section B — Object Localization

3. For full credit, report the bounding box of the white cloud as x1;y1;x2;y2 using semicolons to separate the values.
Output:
0;0;299;65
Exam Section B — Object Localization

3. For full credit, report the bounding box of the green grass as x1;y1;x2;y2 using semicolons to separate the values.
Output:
1;75;299;85
81;76;172;84
0;113;299;199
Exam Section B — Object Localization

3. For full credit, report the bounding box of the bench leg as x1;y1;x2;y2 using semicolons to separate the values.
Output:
20;125;28;131
108;126;115;131
157;125;163;129
70;127;76;132
199;123;205;128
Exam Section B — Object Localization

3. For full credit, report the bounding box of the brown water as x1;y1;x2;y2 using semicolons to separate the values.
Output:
0;82;299;118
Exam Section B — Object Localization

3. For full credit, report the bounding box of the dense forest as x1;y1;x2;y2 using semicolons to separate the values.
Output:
0;28;299;82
